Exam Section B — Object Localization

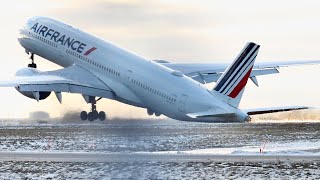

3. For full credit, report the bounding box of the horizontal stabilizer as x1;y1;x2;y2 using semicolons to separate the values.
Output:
187;111;235;119
245;106;311;115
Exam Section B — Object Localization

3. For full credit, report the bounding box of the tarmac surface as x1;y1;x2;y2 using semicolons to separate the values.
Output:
0;151;320;163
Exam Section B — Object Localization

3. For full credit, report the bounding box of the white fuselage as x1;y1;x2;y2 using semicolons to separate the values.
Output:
18;16;247;122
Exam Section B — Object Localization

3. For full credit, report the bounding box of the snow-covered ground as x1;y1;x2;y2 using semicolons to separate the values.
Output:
0;120;319;179
152;140;320;156
0;120;319;153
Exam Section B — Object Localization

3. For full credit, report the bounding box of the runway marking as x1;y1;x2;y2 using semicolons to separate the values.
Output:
0;151;319;163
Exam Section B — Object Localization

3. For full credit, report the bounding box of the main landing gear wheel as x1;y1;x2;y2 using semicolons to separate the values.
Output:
88;111;98;122
80;97;107;121
80;111;88;121
98;111;106;121
27;53;37;68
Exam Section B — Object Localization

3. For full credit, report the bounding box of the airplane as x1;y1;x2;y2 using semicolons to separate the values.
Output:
0;16;318;122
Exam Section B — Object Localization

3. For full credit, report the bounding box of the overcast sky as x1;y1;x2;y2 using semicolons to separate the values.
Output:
0;0;319;119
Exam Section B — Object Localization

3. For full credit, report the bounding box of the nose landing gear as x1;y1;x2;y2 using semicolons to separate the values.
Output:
27;53;37;68
80;97;106;121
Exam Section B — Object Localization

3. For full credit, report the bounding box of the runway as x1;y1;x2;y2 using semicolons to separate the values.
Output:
0;151;320;163
0;120;319;179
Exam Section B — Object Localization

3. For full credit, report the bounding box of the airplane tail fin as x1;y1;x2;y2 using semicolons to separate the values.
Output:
212;42;260;108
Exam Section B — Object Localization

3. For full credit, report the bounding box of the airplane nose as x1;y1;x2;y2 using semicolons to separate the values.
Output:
18;24;27;37
18;29;27;43
18;18;31;39
17;26;31;50
18;28;24;37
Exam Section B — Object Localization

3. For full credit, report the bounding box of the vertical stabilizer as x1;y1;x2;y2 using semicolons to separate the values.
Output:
213;42;260;108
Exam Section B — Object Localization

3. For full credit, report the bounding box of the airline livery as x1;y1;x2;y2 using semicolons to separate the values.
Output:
0;16;318;122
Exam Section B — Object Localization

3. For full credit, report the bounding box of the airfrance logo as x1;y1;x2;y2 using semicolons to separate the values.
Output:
31;23;97;56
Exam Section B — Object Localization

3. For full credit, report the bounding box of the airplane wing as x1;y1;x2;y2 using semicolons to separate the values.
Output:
244;106;310;115
0;65;115;101
158;60;320;84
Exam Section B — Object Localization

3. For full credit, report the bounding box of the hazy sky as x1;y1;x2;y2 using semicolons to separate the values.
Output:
0;0;319;119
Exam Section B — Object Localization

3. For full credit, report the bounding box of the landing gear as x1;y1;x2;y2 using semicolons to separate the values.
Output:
80;97;107;121
27;53;37;68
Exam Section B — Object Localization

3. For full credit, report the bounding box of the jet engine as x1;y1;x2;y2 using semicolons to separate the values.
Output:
16;90;51;101
15;68;51;100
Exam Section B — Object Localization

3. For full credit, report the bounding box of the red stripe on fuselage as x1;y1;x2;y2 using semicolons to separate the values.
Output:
228;67;253;98
84;47;97;56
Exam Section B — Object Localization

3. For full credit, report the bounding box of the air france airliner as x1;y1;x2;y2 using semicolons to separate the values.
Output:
0;16;318;122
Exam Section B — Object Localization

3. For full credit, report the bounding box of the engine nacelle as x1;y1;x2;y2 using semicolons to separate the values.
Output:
16;90;51;101
15;68;51;101
15;67;41;76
